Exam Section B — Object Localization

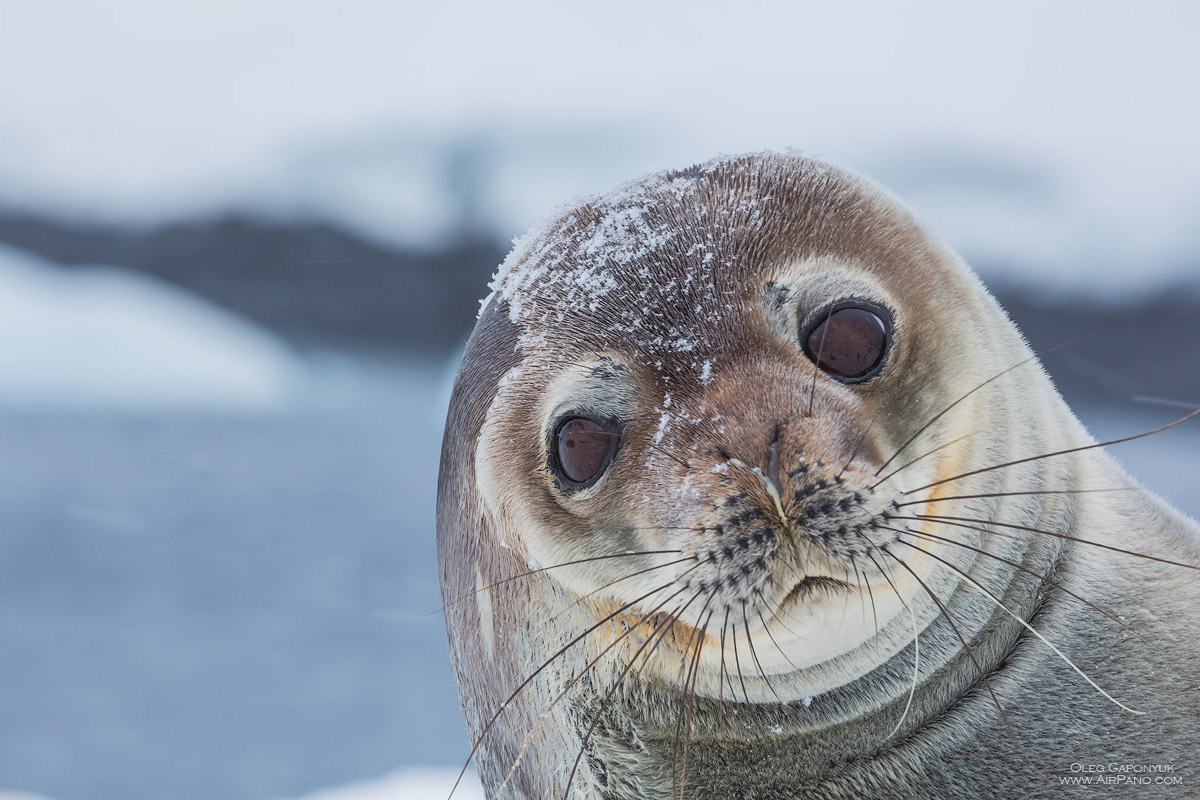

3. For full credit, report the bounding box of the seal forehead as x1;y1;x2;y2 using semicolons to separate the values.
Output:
488;152;920;379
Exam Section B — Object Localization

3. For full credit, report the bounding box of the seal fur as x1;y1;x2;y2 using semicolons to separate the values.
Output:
437;152;1200;799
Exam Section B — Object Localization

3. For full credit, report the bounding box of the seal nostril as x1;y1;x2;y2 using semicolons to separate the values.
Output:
768;426;783;487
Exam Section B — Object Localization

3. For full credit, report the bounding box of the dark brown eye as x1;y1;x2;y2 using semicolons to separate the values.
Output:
553;416;621;486
802;301;891;382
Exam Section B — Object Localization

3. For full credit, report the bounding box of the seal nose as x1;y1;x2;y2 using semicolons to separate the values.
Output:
767;425;783;488
725;425;791;525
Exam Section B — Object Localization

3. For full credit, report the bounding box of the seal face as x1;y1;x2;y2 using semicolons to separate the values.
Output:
437;153;1200;799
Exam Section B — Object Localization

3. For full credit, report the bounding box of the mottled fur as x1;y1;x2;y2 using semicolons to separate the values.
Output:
437;153;1200;798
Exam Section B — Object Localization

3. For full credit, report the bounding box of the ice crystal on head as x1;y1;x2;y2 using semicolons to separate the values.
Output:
489;163;715;327
654;407;672;445
476;290;497;319
671;338;696;352
579;204;674;266
483;153;787;394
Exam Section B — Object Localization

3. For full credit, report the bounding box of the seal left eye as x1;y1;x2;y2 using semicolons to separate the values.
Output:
553;416;621;486
802;301;891;383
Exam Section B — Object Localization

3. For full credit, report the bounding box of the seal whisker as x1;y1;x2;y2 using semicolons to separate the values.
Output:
870;430;980;491
432;549;684;614
544;556;696;623
898;536;1145;715
879;546;1047;782
718;608;736;703
848;557;874;639
807;304;836;417
860;545;920;740
753;602;802;675
649;441;693;471
906;513;1200;572
487;583;694;800
903;407;1200;496
880;524;1133;632
675;604;713;800
894;486;1140;508
837;402;881;479
730;618;752;705
562;589;708;800
447;560;708;800
619;526;726;532
839;562;856;627
673;596;714;785
873;339;1087;478
754;588;809;643
741;601;809;730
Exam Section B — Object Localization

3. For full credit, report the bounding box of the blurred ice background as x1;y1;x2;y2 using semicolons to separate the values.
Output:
0;2;1197;799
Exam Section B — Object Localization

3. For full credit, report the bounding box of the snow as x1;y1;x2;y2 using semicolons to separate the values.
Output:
0;244;299;411
489;157;735;348
0;2;1198;295
0;769;485;800
278;768;483;800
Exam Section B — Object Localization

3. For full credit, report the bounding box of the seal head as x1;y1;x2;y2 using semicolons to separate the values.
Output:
438;152;1200;799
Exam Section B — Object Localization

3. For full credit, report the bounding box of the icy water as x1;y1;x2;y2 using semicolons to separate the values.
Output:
0;358;1197;800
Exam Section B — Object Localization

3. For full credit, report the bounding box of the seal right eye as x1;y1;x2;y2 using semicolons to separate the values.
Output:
553;416;621;486
801;301;892;383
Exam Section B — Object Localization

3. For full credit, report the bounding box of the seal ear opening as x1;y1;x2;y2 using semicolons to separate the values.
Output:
800;299;894;384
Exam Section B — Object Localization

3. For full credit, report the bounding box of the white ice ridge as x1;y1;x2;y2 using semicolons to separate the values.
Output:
0;243;300;411
0;767;486;800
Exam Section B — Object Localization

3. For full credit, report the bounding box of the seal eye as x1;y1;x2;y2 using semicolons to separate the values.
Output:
802;301;891;383
553;416;621;486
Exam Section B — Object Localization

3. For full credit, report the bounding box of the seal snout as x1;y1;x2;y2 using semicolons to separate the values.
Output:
677;441;902;623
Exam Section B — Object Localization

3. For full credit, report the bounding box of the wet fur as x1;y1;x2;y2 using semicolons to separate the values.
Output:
437;153;1200;798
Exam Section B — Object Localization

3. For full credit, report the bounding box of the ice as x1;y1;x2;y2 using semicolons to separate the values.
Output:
0;244;299;411
278;768;484;800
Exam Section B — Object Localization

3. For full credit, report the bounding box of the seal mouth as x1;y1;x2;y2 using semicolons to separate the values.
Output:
781;575;854;607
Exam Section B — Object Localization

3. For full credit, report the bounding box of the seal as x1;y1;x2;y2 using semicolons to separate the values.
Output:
436;152;1200;799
